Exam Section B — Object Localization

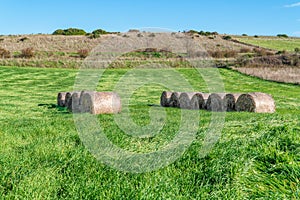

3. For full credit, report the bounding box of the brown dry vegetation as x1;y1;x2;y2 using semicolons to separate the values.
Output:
233;67;300;85
0;34;106;52
234;53;300;84
0;33;253;68
0;34;113;68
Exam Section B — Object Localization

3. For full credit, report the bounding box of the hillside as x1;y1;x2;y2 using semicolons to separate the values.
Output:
0;32;252;68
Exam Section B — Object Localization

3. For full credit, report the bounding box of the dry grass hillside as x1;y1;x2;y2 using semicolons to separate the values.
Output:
0;32;252;68
0;34;105;52
0;33;251;53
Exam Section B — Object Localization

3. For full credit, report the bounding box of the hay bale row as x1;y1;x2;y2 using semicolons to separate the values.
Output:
57;91;122;114
160;91;275;113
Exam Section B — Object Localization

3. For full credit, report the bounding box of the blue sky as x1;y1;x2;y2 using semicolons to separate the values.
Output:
1;0;300;36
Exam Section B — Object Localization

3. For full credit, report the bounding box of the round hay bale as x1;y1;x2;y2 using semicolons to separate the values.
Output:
190;93;205;110
79;91;97;113
81;92;122;114
206;93;226;112
79;90;94;105
201;93;211;109
65;92;74;109
169;92;181;108
160;91;173;107
179;92;197;109
57;92;67;107
236;92;275;113
224;93;241;112
67;92;82;113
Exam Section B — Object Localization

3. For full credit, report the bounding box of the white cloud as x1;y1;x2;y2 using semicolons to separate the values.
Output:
284;2;300;7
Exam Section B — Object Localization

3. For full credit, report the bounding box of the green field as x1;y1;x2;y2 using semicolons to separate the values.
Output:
235;36;300;52
0;66;299;199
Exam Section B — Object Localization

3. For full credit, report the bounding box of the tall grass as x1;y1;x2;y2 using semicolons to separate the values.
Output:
0;66;299;199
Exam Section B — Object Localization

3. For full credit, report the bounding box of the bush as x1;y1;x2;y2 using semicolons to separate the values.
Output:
222;35;232;40
0;48;11;58
198;31;219;36
53;28;86;35
208;50;238;58
253;48;274;56
242;34;248;36
92;29;109;35
128;29;139;33
20;47;35;58
87;33;100;39
88;29;110;39
277;34;288;38
77;49;89;58
295;47;300;53
237;54;300;68
240;48;252;53
254;35;259;38
52;29;65;35
19;37;29;42
276;50;287;55
188;30;199;34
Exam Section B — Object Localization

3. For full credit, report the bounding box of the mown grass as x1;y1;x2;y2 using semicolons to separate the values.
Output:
0;66;299;199
235;36;300;52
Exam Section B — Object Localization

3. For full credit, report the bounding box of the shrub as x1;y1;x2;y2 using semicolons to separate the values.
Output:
295;47;300;53
198;31;218;36
242;34;248;36
20;47;34;58
276;50;287;55
237;54;300;68
254;35;259;38
224;50;238;58
52;29;65;35
92;29;109;35
53;28;86;35
208;50;238;58
88;29;110;39
77;49;89;58
128;29;140;33
19;37;28;42
240;48;252;53
222;35;232;40
253;48;273;56
188;30;199;34
0;48;11;58
277;34;288;38
87;33;100;39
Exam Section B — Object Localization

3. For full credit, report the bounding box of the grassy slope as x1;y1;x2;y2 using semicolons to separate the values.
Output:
0;66;299;199
235;36;300;51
